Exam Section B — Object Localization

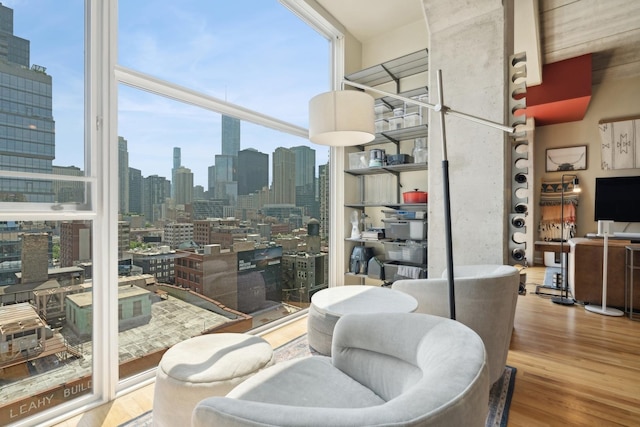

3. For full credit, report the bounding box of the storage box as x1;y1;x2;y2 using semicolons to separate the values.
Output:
388;116;403;130
382;210;426;220
384;261;427;281
349;152;369;170
386;154;414;165
383;241;427;264
375;118;388;133
382;219;427;240
403;112;421;127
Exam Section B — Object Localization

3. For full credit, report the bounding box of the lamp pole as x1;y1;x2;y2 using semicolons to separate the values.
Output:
435;70;456;320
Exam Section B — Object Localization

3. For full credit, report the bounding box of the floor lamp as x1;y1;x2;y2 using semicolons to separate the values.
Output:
585;220;624;316
309;70;516;320
551;174;580;306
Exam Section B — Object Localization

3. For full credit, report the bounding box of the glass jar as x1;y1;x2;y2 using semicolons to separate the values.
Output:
412;138;428;163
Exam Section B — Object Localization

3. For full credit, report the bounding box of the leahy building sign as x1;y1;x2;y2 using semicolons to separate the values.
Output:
3;375;92;424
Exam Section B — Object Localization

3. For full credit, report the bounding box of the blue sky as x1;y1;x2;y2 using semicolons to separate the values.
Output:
8;0;329;187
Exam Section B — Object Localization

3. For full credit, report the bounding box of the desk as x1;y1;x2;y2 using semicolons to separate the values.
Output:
535;240;571;253
625;245;640;321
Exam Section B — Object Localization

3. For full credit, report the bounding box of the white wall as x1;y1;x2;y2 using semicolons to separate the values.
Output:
533;74;640;254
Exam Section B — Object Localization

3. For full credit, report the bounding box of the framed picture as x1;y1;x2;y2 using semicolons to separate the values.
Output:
546;145;587;172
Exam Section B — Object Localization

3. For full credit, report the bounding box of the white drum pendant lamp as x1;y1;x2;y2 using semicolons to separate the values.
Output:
309;90;375;146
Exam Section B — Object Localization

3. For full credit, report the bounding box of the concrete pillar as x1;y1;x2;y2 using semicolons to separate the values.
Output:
423;0;513;275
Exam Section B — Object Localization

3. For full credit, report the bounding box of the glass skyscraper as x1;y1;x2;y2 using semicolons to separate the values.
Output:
0;3;55;202
118;136;129;213
215;115;240;204
171;146;181;198
221;115;240;156
237;148;268;195
272;147;296;204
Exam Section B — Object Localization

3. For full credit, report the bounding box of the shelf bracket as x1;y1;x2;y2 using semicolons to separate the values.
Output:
380;64;401;93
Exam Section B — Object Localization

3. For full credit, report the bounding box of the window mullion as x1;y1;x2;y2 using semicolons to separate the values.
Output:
90;0;120;404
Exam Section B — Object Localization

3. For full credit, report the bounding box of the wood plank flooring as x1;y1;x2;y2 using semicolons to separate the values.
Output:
507;267;640;426
53;266;640;426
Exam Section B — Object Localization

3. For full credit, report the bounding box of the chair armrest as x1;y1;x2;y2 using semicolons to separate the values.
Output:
442;264;518;279
392;278;450;317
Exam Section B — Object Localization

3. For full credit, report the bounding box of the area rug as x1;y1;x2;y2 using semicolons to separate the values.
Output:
119;334;516;427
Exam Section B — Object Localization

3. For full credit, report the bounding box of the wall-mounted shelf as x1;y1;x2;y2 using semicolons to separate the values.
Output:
364;124;428;147
345;238;390;243
345;163;427;176
345;49;429;90
377;86;428;107
345;203;428;210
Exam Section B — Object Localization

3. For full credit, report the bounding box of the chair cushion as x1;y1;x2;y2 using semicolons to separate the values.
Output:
153;334;273;427
226;355;385;408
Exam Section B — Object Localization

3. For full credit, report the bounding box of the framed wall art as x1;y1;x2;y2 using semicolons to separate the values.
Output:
545;145;587;172
599;115;640;170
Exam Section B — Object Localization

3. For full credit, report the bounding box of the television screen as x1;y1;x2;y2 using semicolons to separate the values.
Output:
594;176;640;222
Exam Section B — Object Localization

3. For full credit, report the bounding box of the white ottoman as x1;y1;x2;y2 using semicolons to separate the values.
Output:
308;286;417;356
152;333;274;427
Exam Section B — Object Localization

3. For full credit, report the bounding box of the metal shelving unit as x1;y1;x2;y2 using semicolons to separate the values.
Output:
343;49;429;285
344;49;429;91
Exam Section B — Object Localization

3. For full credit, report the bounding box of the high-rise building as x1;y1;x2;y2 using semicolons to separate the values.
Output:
194;185;205;200
0;221;22;285
60;221;92;267
129;167;143;215
238;148;268;196
52;165;84;203
291;146;317;218
171;147;181;198
221;115;240;156
118;136;129;214
118;221;130;259
291;146;315;190
207;165;215;197
0;4;55;203
174;166;194;205
143;174;169;223
213;115;241;205
214;154;237;203
163;222;194;248
318;163;329;239
272;147;296;204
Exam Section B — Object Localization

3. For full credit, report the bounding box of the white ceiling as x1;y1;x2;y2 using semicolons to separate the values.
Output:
314;0;425;41
314;0;640;85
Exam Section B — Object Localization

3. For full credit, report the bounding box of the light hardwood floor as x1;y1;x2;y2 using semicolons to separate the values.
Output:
53;266;640;427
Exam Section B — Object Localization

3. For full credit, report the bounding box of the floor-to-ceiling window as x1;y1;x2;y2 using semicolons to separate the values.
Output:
0;2;96;425
0;0;337;425
115;0;331;382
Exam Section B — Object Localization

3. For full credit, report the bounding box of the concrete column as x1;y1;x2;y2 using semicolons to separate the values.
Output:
423;0;513;275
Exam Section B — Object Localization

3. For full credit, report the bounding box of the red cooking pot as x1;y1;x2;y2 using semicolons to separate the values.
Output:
403;189;428;203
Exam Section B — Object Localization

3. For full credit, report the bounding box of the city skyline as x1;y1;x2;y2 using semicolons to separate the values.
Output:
3;0;330;189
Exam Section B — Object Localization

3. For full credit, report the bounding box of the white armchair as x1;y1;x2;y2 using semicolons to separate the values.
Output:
192;312;489;427
392;264;519;385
